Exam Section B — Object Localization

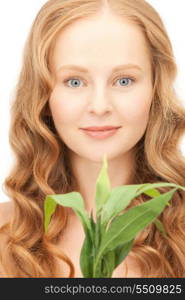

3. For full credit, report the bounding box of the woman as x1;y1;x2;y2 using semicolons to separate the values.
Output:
0;0;185;278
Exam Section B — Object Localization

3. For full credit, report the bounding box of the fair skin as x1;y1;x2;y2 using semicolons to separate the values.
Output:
48;9;153;277
49;9;153;218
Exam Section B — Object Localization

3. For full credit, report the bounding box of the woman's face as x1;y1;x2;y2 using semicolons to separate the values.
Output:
49;12;153;162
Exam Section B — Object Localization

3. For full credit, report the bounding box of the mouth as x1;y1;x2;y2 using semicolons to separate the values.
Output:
81;126;121;131
80;127;121;139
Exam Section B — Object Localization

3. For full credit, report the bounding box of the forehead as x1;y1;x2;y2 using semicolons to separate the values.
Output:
51;14;151;74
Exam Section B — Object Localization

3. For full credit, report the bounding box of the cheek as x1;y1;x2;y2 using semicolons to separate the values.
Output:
119;89;152;125
124;101;151;124
49;87;81;124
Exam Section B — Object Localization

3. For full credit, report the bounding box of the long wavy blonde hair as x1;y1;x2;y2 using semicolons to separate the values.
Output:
1;0;185;278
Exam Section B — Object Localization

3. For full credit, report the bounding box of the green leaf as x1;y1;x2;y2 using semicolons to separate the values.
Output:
135;182;185;196
44;196;57;233
101;185;143;226
100;182;181;226
94;215;101;253
93;257;102;278
95;154;111;216
101;250;115;277
142;187;161;197
94;239;135;277
44;192;92;238
80;212;96;277
105;188;177;250
94;188;177;272
93;240;134;278
153;218;168;238
114;239;134;269
89;210;96;236
80;233;94;278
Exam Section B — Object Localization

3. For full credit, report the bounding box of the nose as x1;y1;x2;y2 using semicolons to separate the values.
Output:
87;87;113;115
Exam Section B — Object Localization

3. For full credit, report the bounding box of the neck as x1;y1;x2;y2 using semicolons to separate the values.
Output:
68;150;136;219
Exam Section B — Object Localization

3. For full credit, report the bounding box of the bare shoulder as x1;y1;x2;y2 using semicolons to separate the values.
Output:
0;201;13;228
0;201;13;277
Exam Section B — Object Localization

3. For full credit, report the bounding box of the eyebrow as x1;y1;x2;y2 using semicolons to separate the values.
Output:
57;64;143;74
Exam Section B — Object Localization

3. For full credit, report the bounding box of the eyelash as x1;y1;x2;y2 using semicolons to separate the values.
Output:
63;75;136;88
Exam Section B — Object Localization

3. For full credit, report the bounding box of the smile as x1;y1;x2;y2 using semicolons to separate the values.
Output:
80;128;120;139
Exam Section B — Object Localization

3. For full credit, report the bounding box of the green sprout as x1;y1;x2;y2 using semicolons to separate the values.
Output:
44;154;185;278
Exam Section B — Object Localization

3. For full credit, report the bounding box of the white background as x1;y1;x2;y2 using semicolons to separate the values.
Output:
0;0;185;203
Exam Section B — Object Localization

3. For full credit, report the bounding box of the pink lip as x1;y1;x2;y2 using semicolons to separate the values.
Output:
81;127;120;139
82;126;120;131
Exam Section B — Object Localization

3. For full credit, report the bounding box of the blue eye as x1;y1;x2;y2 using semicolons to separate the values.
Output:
117;78;133;86
63;76;135;88
65;78;82;88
